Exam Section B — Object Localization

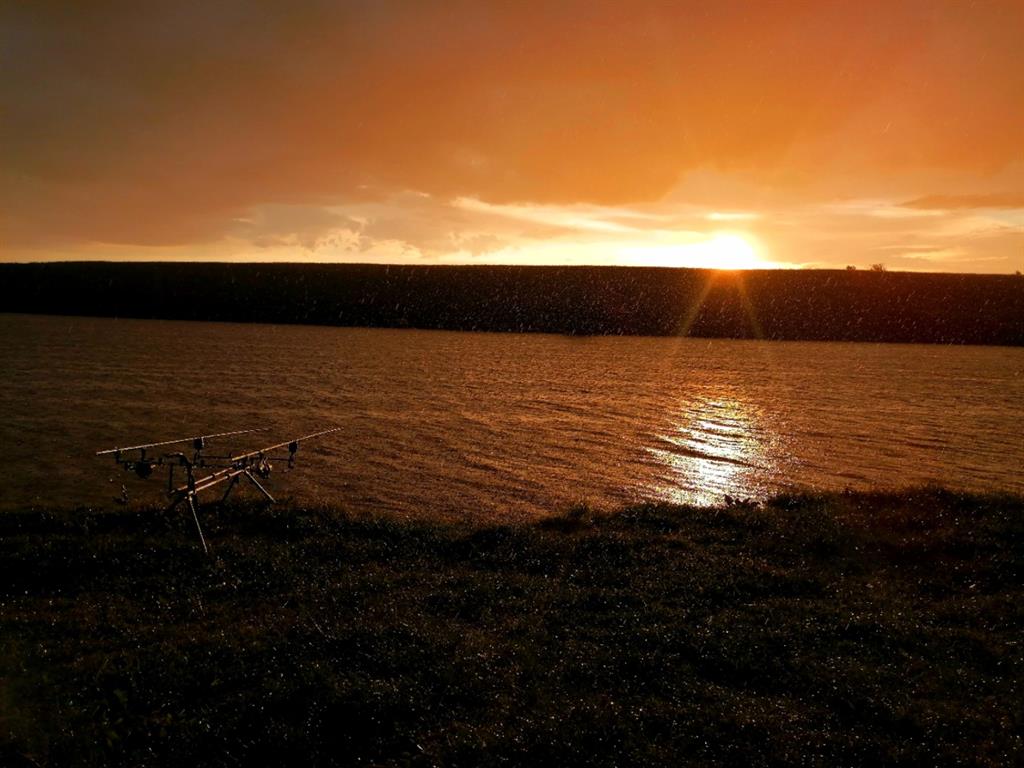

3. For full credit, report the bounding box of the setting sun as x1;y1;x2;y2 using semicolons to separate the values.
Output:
694;234;764;270
619;232;777;269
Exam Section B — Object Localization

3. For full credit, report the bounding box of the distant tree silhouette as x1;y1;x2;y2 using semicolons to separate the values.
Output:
846;265;857;271
870;263;888;272
1;262;1022;345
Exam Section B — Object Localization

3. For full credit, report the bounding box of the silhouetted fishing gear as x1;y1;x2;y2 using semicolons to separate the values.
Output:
96;428;266;479
96;427;341;554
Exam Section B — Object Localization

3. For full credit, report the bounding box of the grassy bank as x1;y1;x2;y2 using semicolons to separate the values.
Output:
2;489;1022;766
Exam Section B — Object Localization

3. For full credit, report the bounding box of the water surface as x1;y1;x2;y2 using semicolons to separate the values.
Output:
1;314;1021;520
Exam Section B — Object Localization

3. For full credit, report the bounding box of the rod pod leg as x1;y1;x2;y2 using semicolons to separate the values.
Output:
243;471;276;503
187;494;209;554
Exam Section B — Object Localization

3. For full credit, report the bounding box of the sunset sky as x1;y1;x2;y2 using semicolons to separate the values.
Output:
3;1;1022;272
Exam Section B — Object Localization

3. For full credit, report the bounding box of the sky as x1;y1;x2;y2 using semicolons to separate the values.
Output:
2;1;1023;272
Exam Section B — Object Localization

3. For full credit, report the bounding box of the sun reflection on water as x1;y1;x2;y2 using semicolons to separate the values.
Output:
647;396;773;506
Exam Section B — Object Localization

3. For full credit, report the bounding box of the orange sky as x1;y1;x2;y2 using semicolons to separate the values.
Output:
2;1;1022;272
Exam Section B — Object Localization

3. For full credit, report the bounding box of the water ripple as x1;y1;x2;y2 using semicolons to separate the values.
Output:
1;315;1022;521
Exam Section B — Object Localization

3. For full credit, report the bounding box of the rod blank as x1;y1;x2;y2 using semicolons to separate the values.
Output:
95;428;266;456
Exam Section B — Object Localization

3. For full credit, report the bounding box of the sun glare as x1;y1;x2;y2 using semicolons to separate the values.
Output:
694;234;763;270
620;232;772;270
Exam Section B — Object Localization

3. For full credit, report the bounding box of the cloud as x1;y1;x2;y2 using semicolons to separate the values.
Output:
454;198;649;234
3;0;1023;255
230;192;529;260
927;215;1021;240
891;247;968;263
232;205;363;251
822;200;945;220
899;194;1024;210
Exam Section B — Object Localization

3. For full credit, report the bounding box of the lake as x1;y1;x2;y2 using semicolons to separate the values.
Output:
1;313;1021;520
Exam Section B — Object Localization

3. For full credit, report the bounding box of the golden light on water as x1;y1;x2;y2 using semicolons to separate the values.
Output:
649;397;771;506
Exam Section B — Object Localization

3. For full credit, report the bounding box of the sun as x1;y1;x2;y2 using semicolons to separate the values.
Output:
616;231;778;269
695;233;763;270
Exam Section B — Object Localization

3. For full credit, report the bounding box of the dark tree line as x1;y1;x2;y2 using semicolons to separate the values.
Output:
1;262;1021;345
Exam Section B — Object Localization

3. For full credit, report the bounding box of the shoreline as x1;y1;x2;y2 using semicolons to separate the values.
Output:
6;309;1024;352
3;487;1022;765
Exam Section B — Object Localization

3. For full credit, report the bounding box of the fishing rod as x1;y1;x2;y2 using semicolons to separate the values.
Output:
95;428;267;478
96;427;341;553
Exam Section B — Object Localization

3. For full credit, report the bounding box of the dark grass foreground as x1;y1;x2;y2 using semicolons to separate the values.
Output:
2;489;1022;767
